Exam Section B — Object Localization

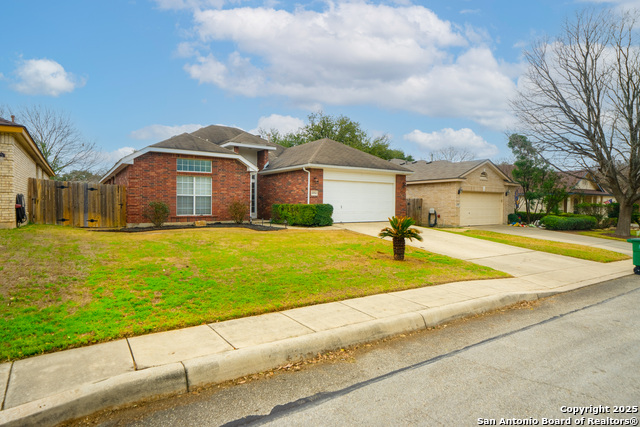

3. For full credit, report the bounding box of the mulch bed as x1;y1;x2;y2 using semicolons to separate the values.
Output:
94;222;283;233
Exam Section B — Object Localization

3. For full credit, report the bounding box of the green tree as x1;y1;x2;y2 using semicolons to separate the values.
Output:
55;169;104;182
508;134;546;223
261;112;414;161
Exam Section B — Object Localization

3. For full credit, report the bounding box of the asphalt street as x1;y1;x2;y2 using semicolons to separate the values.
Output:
73;275;640;427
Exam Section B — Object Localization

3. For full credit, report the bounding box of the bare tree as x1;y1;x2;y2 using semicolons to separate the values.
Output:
512;9;640;237
0;105;100;174
428;146;476;162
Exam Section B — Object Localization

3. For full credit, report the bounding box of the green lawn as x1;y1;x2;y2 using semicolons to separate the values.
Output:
575;229;638;241
0;225;508;361
439;229;630;263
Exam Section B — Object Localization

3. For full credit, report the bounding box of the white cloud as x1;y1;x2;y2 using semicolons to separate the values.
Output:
129;123;204;140
100;147;136;165
578;0;640;9
404;128;499;158
170;3;520;129
12;58;85;97
250;114;304;135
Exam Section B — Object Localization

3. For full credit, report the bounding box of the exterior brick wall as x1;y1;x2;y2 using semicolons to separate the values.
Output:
111;152;250;226
0;134;15;228
0;133;51;229
395;175;407;217
257;168;323;219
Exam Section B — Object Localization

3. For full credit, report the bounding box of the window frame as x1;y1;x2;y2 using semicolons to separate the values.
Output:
176;175;212;216
177;158;212;173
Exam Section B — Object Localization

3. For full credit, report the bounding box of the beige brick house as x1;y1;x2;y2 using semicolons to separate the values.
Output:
0;117;55;229
394;159;518;226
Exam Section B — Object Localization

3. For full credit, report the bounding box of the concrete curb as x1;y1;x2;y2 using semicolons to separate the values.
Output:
0;363;187;427
0;288;595;427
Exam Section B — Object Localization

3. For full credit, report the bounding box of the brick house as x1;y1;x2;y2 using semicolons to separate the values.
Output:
0;117;55;229
394;159;518;226
101;126;411;226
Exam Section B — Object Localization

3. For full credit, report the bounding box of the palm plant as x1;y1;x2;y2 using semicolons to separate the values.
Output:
379;216;423;261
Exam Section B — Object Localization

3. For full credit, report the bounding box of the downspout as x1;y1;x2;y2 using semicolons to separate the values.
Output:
302;167;311;204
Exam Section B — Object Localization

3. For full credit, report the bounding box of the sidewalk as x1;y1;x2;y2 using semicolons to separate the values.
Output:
0;224;633;426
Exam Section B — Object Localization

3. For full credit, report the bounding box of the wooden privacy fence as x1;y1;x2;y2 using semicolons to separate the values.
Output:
28;178;127;228
406;198;423;226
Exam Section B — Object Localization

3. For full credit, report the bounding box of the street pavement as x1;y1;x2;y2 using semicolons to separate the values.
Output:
0;223;634;426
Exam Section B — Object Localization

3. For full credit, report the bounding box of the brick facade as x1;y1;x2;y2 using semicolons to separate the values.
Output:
407;164;515;226
395;175;407;217
258;168;324;218
0;133;51;229
109;152;250;226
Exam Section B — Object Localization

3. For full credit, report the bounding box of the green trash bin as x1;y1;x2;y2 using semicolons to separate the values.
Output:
627;238;640;275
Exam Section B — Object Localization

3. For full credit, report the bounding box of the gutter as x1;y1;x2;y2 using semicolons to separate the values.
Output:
302;167;311;204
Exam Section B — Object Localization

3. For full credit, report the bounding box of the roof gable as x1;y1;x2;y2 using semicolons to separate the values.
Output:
263;138;411;173
402;159;511;182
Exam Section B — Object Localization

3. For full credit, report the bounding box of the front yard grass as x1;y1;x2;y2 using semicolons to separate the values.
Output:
574;229;637;241
440;229;630;263
0;225;508;361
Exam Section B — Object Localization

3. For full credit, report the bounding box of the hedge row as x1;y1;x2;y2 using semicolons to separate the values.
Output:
272;204;334;226
540;214;597;230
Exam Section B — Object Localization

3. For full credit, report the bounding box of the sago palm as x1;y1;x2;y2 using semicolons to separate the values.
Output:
379;216;423;261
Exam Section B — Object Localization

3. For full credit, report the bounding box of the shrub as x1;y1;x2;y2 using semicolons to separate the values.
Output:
507;213;521;223
516;211;546;223
272;204;334;226
228;200;248;224
601;217;618;228
142;201;170;227
540;214;597;230
575;203;606;226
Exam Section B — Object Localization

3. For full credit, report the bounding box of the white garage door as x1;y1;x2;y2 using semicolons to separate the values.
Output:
459;192;503;226
323;170;396;223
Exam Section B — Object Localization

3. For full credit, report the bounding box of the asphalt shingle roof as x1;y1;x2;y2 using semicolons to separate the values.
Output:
397;159;488;182
264;138;411;173
191;125;274;148
150;133;236;155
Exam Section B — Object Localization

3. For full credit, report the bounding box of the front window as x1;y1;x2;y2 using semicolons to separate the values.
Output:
177;175;211;215
177;158;211;173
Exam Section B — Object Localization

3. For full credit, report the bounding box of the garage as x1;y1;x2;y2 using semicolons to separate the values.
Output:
459;192;503;226
323;169;396;222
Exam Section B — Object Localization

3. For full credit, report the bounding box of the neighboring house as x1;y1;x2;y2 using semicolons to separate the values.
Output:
393;159;518;226
101;126;411;226
560;171;614;213
0;117;55;229
497;165;614;213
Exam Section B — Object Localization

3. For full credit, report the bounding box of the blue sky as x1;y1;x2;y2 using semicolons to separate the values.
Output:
1;0;634;170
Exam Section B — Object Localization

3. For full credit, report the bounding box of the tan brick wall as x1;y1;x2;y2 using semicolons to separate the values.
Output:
0;134;15;228
0;134;47;228
407;182;461;226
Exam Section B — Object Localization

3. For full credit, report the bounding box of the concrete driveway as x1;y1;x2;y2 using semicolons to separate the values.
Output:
335;222;632;289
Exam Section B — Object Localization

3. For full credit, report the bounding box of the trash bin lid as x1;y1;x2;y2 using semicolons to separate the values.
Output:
627;238;640;243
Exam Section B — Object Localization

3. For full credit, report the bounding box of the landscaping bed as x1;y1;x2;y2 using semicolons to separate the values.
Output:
0;225;507;361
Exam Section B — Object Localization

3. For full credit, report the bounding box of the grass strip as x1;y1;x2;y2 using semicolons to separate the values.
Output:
0;225;508;361
439;229;629;263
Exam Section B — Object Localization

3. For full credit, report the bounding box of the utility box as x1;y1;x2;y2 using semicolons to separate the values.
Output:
627;238;640;275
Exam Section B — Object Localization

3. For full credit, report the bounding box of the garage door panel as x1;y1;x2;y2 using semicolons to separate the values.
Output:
460;192;503;226
324;180;395;223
